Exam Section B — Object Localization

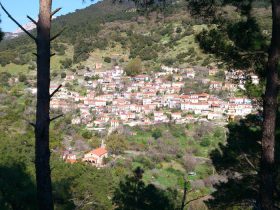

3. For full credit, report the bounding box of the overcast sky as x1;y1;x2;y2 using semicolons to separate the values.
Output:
0;0;96;32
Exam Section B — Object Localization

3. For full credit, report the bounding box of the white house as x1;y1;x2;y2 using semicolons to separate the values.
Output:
82;147;108;167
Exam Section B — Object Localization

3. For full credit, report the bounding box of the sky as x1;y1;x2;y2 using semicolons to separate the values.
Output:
0;0;96;32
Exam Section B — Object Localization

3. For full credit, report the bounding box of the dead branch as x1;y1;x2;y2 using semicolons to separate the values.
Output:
32;53;38;57
242;153;258;171
23;118;36;128
51;8;62;17
50;28;66;41
50;53;56;57
0;3;36;41
27;15;37;25
29;122;36;128
185;194;209;206
50;84;62;99
50;114;64;122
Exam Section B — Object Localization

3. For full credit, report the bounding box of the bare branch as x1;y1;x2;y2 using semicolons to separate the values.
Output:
50;28;66;41
29;122;36;128
0;3;36;41
51;7;62;17
27;15;37;25
187;188;196;194
23;118;36;128
50;114;64;122
32;53;38;57
50;84;62;99
50;53;56;57
185;194;209;206
242;153;258;171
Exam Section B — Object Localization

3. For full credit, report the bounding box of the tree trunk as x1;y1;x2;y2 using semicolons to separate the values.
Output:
35;0;54;209
260;0;280;209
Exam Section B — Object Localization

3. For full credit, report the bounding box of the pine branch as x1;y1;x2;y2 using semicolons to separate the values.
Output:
51;7;62;17
50;28;66;41
27;15;37;25
50;84;62;99
0;3;36;41
23;118;36;128
50;114;64;122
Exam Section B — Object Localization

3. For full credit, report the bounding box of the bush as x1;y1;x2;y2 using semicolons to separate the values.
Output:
200;136;211;147
61;72;66;79
104;57;111;63
82;131;92;139
182;154;197;172
106;133;127;155
176;27;182;33
152;128;162;139
19;74;27;83
124;58;142;76
60;58;72;69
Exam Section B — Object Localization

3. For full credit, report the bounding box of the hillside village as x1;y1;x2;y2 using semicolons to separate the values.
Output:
45;65;258;127
23;63;260;166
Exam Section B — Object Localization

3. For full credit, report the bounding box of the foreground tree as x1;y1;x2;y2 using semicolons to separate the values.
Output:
206;113;280;209
186;1;280;208
0;1;64;209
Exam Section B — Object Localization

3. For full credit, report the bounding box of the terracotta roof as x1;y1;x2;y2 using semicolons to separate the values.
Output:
89;147;108;157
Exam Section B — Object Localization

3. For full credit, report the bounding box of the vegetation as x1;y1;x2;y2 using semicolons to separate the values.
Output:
0;0;279;210
186;0;279;208
113;167;179;210
106;133;127;155
124;58;142;76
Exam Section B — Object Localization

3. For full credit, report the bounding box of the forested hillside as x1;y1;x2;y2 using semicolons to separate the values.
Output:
0;0;271;74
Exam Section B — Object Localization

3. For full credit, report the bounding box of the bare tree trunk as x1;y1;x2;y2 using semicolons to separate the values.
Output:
260;1;280;209
35;0;54;209
180;177;188;210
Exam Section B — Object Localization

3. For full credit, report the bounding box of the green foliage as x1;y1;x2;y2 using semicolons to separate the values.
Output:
113;167;179;210
0;72;12;86
82;130;93;139
200;136;211;147
104;56;112;63
52;160;114;210
60;58;72;69
124;58;142;76
106;133;127;155
152;128;162;139
60;72;66;79
176;27;182;34
0;164;37;210
205;114;280;208
18;74;27;83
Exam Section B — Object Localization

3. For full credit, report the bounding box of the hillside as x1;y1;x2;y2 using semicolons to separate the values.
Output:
0;0;272;76
0;0;217;75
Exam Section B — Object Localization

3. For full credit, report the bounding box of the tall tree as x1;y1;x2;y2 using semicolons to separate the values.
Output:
0;1;64;209
35;1;53;209
186;1;280;209
260;2;280;209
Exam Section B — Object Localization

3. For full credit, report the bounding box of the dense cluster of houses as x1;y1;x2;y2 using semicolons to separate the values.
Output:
27;65;258;132
27;64;258;166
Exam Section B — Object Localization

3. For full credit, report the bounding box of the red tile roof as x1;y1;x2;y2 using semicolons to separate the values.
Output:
89;147;108;157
